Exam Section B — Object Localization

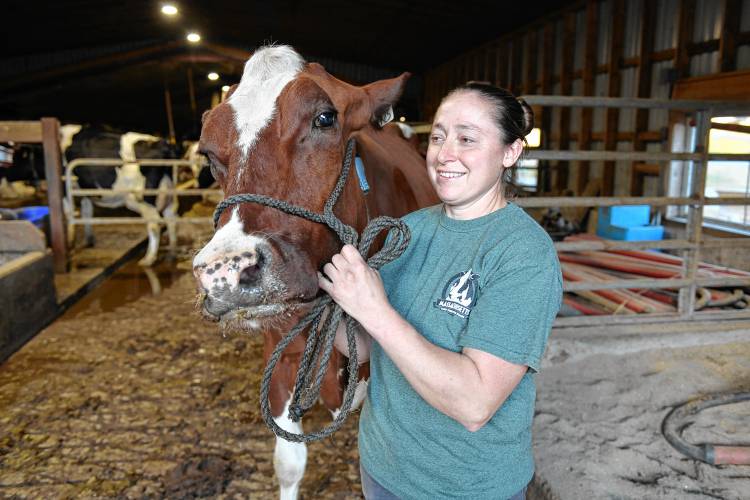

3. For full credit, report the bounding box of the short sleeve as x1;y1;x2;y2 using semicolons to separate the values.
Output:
457;260;562;372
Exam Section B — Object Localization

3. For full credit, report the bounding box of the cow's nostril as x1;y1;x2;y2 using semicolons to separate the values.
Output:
239;253;265;288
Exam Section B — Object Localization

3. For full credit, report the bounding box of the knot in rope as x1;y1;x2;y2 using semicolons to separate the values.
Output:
212;138;410;442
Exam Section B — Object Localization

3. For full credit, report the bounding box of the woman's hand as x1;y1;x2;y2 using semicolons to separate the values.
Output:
318;244;391;328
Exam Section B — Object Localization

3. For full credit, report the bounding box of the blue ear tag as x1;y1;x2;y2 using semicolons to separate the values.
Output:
354;156;370;194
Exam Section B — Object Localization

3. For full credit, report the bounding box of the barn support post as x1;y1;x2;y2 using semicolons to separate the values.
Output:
678;110;710;317
187;66;199;137
602;0;626;196
578;0;598;195
538;23;555;193
555;12;576;193
719;0;742;72
163;75;177;145
632;0;657;196
40;117;68;273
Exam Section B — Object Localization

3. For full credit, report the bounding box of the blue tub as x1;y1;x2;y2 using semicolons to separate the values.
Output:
16;206;49;229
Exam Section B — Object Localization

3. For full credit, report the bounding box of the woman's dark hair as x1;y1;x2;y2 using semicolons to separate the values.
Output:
446;82;534;146
442;83;535;197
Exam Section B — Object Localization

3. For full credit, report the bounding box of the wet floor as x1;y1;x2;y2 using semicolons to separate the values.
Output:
64;259;188;319
0;255;363;499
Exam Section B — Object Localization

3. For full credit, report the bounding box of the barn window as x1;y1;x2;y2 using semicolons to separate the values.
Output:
667;116;750;232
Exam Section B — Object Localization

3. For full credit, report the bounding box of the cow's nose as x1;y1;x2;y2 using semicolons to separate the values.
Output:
239;251;265;288
193;250;267;292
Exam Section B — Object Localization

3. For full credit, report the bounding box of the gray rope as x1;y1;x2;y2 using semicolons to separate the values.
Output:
213;138;410;442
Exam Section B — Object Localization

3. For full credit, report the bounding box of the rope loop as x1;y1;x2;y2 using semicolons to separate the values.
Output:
212;138;410;442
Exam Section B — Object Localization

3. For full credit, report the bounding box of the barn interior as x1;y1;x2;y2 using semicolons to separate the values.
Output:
1;1;749;499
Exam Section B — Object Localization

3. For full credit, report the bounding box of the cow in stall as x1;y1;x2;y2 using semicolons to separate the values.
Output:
64;125;180;266
192;45;437;499
0;143;46;199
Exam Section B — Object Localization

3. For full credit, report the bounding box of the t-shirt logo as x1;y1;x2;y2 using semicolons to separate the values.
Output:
434;269;479;319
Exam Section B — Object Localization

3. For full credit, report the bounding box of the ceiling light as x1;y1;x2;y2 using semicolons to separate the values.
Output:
221;85;230;92
161;4;178;16
208;72;219;81
186;32;201;43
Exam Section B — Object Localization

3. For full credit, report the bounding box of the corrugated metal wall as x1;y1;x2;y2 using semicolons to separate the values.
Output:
424;0;749;196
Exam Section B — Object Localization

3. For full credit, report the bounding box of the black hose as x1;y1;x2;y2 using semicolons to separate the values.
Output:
661;391;750;465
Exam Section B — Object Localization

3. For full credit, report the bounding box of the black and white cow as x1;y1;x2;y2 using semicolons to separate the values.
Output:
64;125;181;266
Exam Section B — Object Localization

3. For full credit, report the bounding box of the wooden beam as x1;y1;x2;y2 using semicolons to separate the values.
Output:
465;51;474;82
511;36;524;94
689;39;720;55
495;41;508;88
486;44;498;87
539;22;556;193
578;0;598;195
201;42;252;63
552;130;666;143
652;48;677;62
0;122;43;143
455;56;465;86
464;51;472;83
675;0;696;80
556;12;576;192
40;118;68;273
0;41;184;97
603;0;626;196
711;122;750;134
672;69;750;100
632;0;657;196
719;0;742;72
524;30;538;94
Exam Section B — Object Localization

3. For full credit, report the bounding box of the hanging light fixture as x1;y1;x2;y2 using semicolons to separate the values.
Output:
161;4;178;16
186;32;201;43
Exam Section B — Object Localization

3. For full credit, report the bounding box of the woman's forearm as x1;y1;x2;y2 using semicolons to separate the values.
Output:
360;306;514;431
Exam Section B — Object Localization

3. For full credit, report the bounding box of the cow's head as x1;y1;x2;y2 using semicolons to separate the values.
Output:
193;45;408;331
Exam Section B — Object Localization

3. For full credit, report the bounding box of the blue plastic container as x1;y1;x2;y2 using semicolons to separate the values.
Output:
16;206;49;229
598;205;651;227
596;223;664;241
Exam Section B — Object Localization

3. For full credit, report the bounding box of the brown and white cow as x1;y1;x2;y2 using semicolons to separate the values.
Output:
192;45;437;499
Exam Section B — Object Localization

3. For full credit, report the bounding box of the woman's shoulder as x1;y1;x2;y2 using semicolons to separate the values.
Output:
487;204;559;269
510;204;555;245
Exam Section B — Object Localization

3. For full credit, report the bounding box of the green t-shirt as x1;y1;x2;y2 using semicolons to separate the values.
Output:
359;203;562;500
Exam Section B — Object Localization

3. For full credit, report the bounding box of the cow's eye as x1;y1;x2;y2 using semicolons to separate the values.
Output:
201;151;227;181
314;111;336;128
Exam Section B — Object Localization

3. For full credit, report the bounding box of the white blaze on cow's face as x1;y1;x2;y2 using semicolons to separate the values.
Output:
228;45;305;170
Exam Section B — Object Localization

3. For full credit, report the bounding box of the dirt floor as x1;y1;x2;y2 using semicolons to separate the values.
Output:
2;232;749;498
534;326;750;500
0;266;362;499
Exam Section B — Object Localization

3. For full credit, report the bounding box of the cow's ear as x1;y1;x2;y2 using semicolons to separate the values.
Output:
364;73;410;128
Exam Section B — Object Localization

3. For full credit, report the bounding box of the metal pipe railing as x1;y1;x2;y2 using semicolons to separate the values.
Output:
65;157;219;227
514;96;750;325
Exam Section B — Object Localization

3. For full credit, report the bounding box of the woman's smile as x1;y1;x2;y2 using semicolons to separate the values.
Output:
437;170;466;179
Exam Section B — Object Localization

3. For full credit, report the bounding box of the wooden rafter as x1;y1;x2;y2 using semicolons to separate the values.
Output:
578;0;598;195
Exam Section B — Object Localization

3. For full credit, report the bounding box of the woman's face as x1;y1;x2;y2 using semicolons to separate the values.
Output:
426;91;518;220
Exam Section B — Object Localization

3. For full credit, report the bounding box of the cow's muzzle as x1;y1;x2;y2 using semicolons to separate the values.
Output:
193;241;318;324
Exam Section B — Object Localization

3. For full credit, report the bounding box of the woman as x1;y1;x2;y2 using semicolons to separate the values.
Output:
319;83;562;500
